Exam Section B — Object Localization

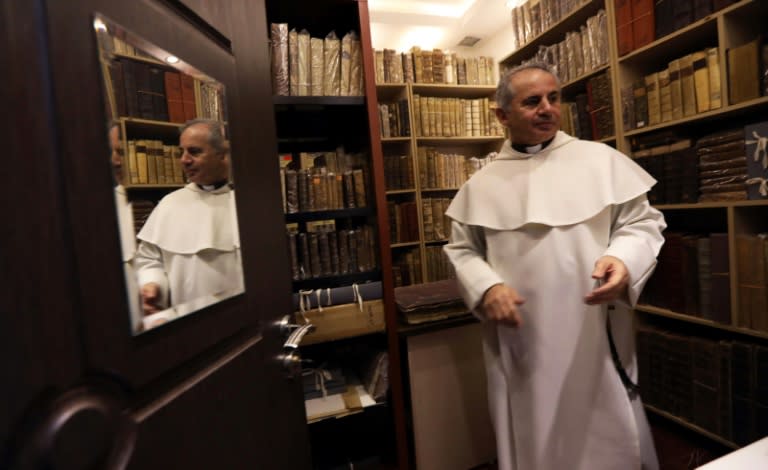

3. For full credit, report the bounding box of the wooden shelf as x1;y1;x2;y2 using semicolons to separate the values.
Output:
416;136;504;145
391;241;420;249
385;189;416;195
561;64;610;94
381;136;410;143
644;405;738;450
292;269;381;291
421;187;460;192
624;96;768;138
120;116;182;128
654;199;768;210
305;385;385;424
284;207;373;223
411;83;496;98
272;96;365;106
635;304;768;340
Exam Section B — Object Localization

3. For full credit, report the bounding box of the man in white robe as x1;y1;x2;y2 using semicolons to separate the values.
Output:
135;119;242;316
444;64;666;470
109;122;142;332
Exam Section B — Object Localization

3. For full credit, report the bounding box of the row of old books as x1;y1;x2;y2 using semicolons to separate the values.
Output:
585;71;614;140
640;232;731;323
655;1;741;52
411;96;505;138
393;248;422;287
615;0;738;57
425;246;455;283
104;33;225;123
637;326;768;445
508;0;591;51
130;199;155;235
422;198;452;242
280;167;368;214
508;9;608;86
124;139;185;186
374;48;495;86
418;148;471;190
286;223;377;281
560;93;592;141
641;230;768;333
387;201;419;245
270;25;363;97
383;155;414;191
633;124;768;203
378;100;410;138
624;48;721;131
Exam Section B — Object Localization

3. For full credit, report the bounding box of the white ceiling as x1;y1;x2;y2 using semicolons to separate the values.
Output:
369;0;511;52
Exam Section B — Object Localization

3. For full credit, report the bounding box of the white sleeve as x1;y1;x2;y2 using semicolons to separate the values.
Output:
603;194;667;306
444;221;505;314
134;240;170;307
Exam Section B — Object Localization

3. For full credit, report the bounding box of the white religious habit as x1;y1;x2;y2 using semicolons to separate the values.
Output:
444;131;667;470
135;183;243;312
115;184;142;332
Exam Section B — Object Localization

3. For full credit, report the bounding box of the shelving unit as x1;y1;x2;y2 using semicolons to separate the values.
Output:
493;0;768;456
264;1;408;468
376;82;504;287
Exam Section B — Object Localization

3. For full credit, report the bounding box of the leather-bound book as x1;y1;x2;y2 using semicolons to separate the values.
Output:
645;72;661;126
680;53;697;117
615;0;634;55
179;74;197;120
736;234;767;331
163;71;185;123
692;50;710;113
671;0;694;31
698;237;713;319
310;38;324;96
288;29;299;96
710;233;732;323
633;77;648;129
682;235;702;315
631;0;655;50
668;58;684;120
692;338;720;433
108;60;127;118
270;23;289;96
287;231;300;280
707;47;722;110
693;0;713;21
120;59;139;117
658;68;672;122
727;38;760;105
654;0;674;40
394;278;468;324
308;232;321;278
730;342;756;445
148;67;168;121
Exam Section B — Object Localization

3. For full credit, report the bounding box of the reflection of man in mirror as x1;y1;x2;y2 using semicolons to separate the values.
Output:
109;121;142;331
135;118;243;315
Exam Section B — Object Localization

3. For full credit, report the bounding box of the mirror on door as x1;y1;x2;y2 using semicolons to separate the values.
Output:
93;14;244;334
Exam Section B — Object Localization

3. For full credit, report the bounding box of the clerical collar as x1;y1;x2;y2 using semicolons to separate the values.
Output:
511;137;554;154
197;180;229;191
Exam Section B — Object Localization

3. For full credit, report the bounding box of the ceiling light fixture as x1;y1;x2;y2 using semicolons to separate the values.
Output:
165;56;180;64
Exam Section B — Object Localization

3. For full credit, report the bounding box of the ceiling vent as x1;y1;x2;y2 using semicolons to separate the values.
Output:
457;36;481;47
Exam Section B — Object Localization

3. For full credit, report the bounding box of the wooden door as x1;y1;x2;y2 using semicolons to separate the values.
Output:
0;0;312;468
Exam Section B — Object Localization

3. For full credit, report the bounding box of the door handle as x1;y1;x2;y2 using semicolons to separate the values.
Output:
279;322;315;379
284;323;315;349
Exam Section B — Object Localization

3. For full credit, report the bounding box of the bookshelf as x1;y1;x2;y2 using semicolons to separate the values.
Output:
264;0;407;468
496;0;768;455
376;82;504;287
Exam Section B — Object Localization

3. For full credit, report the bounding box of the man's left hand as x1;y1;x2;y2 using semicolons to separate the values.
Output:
584;255;629;305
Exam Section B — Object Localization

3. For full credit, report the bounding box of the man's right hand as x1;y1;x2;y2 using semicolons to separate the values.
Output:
479;283;525;328
141;282;163;315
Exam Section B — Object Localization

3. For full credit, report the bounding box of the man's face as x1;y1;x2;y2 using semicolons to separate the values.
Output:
179;124;228;185
109;125;124;185
495;69;561;146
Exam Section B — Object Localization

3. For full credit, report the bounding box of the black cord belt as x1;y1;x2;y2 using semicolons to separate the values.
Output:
606;311;640;400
